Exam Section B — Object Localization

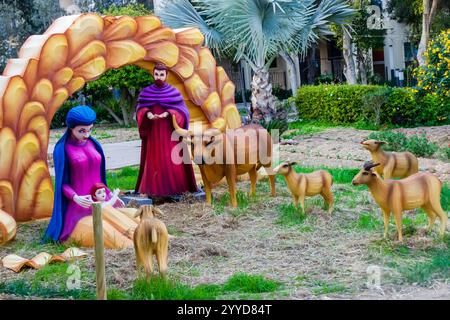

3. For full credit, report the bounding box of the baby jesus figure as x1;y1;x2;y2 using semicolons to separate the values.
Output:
90;183;124;208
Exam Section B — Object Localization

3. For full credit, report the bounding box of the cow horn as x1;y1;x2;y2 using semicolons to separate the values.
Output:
172;115;191;137
363;161;380;171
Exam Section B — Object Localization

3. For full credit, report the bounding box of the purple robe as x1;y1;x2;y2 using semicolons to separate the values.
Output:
135;83;197;195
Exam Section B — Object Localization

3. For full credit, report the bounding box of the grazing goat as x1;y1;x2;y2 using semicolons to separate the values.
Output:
274;162;334;214
172;115;275;207
133;205;168;278
352;161;447;242
360;139;418;179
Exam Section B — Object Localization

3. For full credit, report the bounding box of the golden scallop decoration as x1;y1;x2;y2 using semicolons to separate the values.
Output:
103;16;137;41
0;13;242;222
70;40;107;69
105;40;146;69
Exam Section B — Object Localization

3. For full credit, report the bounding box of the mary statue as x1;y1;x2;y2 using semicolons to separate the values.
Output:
44;106;137;249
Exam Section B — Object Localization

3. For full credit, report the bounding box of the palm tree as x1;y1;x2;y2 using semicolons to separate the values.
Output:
157;0;354;122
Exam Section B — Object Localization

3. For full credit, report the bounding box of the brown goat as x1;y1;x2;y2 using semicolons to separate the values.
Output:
172;115;275;207
274;162;334;214
361;139;418;179
133;205;169;278
352;161;447;242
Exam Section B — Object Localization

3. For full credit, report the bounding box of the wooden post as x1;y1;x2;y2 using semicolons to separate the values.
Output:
92;202;107;300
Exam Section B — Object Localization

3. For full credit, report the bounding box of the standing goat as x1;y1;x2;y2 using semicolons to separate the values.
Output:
360;139;418;179
352;161;447;242
133;205;169;278
274;162;334;214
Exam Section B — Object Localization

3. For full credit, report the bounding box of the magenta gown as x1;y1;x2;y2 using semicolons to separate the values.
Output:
59;137;118;241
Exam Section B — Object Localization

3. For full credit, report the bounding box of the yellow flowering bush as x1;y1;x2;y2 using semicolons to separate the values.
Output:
414;29;450;97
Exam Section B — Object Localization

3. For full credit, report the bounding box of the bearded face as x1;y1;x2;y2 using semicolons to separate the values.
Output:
153;69;167;87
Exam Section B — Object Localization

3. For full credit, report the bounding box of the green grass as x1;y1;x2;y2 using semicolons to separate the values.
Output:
0;271;281;300
212;191;255;216
130;277;223;300
399;236;450;285
285;120;338;137
222;273;281;293
355;212;383;230
310;280;348;295
0;262;95;299
441;184;449;211
275;203;306;227
107;166;139;191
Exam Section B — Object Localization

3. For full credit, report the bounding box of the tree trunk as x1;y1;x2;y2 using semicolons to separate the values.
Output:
280;51;299;96
342;27;357;84
120;88;130;126
306;47;316;85
98;101;124;125
250;68;276;123
417;0;439;66
357;47;368;85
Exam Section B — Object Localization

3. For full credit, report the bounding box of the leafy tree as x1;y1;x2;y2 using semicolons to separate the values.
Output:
157;0;354;123
388;0;450;66
82;3;154;125
332;0;386;84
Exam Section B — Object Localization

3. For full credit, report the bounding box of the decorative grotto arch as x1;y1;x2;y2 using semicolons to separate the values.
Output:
0;13;242;222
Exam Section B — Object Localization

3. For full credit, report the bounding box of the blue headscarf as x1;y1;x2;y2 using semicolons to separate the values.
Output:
43;106;107;242
66;105;97;128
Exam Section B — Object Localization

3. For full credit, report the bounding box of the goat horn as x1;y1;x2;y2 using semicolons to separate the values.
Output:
172;115;191;137
363;161;381;171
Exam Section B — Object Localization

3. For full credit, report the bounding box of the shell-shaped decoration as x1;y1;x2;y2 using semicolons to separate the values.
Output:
47;88;69;122
18;102;46;137
184;74;210;106
65;14;104;56
31;79;53;107
139;28;176;46
73;57;106;81
0;128;17;180
202;92;222;122
175;28;205;46
144;41;179;68
70;40;107;69
103;16;137;41
2;76;28;131
53;67;74;87
16;160;48;221
106;40;146;69
135;16;162;38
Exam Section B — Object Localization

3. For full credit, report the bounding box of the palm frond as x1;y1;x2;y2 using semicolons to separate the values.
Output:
159;0;355;68
156;0;225;57
292;0;355;54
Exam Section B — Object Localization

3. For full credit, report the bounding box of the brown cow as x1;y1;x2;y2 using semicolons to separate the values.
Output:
172;116;275;207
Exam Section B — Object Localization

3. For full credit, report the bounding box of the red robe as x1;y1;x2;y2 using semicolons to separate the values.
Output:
136;104;198;196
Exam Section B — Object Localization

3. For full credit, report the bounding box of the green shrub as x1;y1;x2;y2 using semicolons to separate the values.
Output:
292;85;449;126
367;131;438;157
442;145;450;160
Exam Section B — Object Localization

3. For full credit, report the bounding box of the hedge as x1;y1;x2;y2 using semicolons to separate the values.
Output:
291;85;450;126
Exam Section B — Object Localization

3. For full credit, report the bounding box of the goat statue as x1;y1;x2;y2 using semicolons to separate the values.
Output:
352;161;447;242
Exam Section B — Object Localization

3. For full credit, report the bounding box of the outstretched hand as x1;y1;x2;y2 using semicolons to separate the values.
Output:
73;195;93;208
